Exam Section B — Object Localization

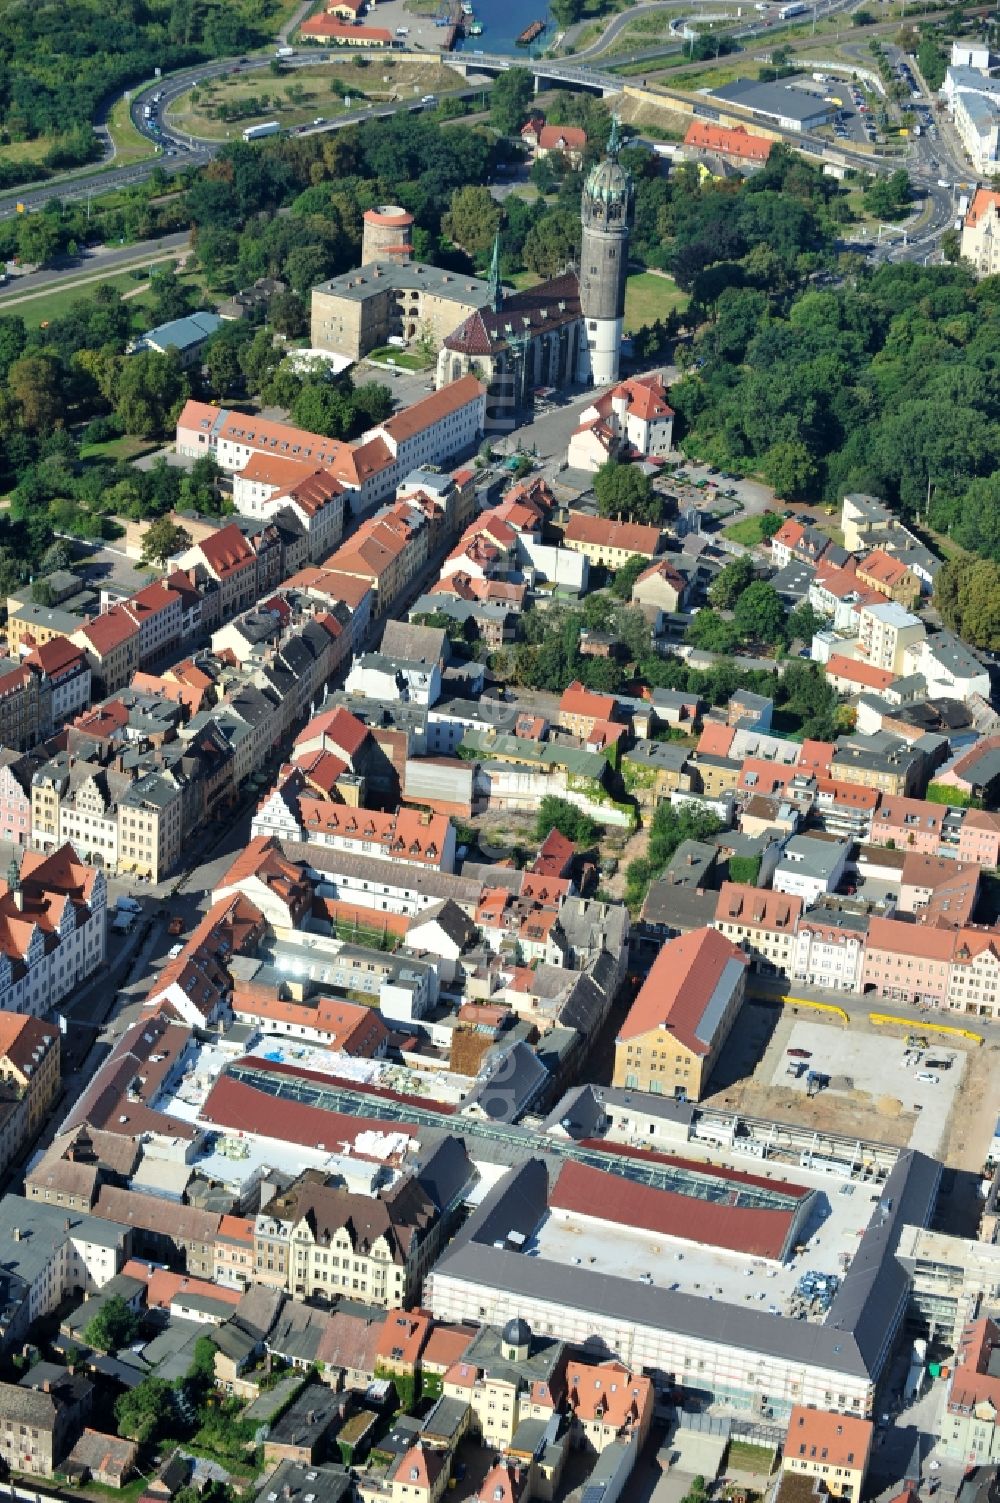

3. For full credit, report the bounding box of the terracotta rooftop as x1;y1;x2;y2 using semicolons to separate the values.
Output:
618;927;747;1051
563;512;663;556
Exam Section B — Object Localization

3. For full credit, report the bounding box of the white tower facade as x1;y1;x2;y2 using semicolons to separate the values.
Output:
576;118;634;387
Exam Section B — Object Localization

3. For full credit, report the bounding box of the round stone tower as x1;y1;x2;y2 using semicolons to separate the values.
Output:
576;118;633;387
361;205;414;265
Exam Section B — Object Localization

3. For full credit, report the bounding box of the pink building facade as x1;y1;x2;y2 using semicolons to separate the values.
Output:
958;811;1000;869
862;918;954;1007
0;762;31;847
868;796;943;855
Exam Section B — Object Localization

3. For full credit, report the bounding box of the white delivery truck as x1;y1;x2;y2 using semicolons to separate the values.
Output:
243;121;281;141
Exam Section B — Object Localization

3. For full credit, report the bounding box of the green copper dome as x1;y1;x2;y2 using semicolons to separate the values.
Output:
584;154;631;206
583;115;632;208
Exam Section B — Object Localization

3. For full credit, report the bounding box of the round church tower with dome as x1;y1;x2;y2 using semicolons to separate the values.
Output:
576;117;634;387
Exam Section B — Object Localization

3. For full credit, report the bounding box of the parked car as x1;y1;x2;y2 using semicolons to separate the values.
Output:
167;915;184;936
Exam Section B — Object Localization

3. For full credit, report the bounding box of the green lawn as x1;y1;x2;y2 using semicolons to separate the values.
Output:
508;270;543;290
722;514;776;546
366;345;432;371
79;435;160;462
0;255;200;330
623;270;686;333
725;1440;777;1475
172;58;463;140
0;270;149;327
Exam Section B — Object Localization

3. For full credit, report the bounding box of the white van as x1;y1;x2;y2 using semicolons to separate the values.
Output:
916;1071;940;1085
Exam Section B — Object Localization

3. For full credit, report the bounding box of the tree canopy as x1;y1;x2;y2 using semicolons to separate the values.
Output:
672;248;1000;542
84;1295;141;1354
593;462;661;525
141;518;192;570
535;796;600;848
935;557;1000;650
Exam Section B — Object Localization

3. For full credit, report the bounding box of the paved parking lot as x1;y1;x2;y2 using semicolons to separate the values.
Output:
771;1019;965;1157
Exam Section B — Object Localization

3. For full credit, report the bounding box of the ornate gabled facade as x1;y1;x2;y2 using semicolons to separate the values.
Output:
253;1171;441;1307
0;845;106;1019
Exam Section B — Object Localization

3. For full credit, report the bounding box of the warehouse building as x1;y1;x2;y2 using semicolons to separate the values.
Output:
706;80;836;132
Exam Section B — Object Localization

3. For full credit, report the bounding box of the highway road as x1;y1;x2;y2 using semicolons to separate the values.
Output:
0;230;190;305
0;0;978;262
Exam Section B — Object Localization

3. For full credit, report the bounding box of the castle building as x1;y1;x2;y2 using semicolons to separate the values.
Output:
310;123;634;398
361;204;415;266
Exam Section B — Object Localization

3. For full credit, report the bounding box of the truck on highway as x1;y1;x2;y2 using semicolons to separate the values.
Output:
243;120;281;141
275;45;294;57
779;3;806;16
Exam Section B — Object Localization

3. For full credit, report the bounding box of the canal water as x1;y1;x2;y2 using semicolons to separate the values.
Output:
453;0;552;55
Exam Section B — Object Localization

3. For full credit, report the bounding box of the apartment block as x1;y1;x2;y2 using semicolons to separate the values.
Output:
253;1155;463;1307
712;882;802;979
71;607;140;698
0;1013;59;1177
0;659;52;752
782;1407;872;1500
22;638;91;726
0;846;106;1020
562;514;664;568
856;601;924;674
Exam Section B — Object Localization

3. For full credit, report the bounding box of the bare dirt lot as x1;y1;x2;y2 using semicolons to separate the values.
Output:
705;1002;983;1157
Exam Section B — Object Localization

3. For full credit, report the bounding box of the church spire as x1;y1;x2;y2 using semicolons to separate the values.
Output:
607;113;622;158
488;231;503;314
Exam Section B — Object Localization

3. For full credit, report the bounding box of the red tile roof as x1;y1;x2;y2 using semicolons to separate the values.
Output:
859;548;914;588
824;654;894;691
376;1308;432;1367
566;1360;653;1429
696;722;736;758
525;123;587;151
380;374;484;443
785;1407;873;1472
201;1071;418;1148
866;915;957;961
684;119;773;162
559;680;616;721
294;705;369;760
594;373;674;425
0;1013;57;1078
563;513;663;556
197;524;256;580
965;187;1000;228
618;927;747;1050
300;15;392;38
551;1159;798;1260
949;1318;1000;1416
715;882;802;932
22;636;87;678
271;468;346;518
76;606;139;656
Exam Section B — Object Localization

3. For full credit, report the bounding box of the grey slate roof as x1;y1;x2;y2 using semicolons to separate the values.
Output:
462;1041;551;1125
432;1150;938;1384
251;1460;351;1503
